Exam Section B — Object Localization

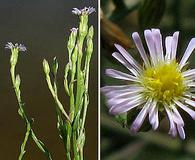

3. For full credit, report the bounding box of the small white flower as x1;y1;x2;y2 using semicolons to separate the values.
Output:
101;29;195;139
70;27;78;33
72;7;95;15
5;42;27;52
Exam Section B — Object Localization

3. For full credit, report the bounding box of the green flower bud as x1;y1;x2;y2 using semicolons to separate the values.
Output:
86;26;94;57
67;28;78;55
43;59;50;75
52;57;58;77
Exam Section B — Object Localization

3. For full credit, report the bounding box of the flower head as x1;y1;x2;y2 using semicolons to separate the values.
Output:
72;7;95;16
101;29;195;139
70;27;78;34
5;42;27;52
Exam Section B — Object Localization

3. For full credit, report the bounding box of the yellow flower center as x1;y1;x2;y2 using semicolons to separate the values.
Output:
141;60;186;104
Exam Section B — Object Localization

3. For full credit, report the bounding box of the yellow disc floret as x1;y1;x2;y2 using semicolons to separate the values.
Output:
141;60;186;104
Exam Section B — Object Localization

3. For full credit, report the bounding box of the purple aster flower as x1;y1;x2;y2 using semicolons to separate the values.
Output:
72;7;95;16
5;42;27;52
101;29;195;139
70;27;78;33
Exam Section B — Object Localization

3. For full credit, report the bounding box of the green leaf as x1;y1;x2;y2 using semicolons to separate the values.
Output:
64;63;70;95
18;123;31;160
73;111;81;131
114;113;127;128
31;131;53;160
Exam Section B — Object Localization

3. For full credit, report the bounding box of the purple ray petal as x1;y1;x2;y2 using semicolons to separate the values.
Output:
179;38;195;69
112;52;139;76
105;69;139;82
132;32;150;67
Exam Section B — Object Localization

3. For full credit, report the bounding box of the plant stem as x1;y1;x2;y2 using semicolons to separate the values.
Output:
10;53;52;160
45;75;70;122
18;123;31;160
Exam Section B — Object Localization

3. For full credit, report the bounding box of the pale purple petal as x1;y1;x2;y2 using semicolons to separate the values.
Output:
109;95;145;115
106;91;140;101
130;105;148;134
101;85;140;93
5;42;26;52
165;36;172;60
112;52;139;76
174;100;195;119
179;38;195;69
72;8;82;15
144;30;157;65
177;125;185;139
72;7;95;15
182;69;195;77
165;107;177;137
184;98;195;108
149;101;158;130
186;82;195;87
104;87;143;99
107;94;142;107
114;44;141;72
172;107;184;126
171;31;179;60
105;69;139;82
132;32;150;67
152;29;164;61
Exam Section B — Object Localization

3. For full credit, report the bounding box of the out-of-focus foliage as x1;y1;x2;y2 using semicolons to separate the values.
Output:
101;9;133;57
138;0;166;29
101;0;195;159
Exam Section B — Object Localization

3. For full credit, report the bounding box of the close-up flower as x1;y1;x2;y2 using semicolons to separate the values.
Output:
101;29;195;139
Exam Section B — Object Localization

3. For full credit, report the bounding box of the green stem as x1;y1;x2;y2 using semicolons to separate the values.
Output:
75;37;84;114
18;123;31;160
80;57;90;134
66;122;72;160
10;60;52;160
45;73;72;159
73;37;85;160
10;66;28;122
69;68;76;121
45;75;70;122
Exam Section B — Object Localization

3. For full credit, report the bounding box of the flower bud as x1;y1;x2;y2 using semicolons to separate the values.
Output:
43;59;50;75
52;57;58;77
86;26;94;57
67;28;78;55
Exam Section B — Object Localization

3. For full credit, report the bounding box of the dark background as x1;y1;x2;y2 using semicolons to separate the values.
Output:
0;0;98;159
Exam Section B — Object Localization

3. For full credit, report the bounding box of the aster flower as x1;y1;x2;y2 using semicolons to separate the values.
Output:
5;42;26;52
72;7;95;15
101;29;195;139
70;27;78;33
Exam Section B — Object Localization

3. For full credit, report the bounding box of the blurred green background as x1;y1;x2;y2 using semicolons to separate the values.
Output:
101;0;195;160
0;0;98;159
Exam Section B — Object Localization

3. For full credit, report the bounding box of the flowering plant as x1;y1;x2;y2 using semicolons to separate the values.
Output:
6;6;95;160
